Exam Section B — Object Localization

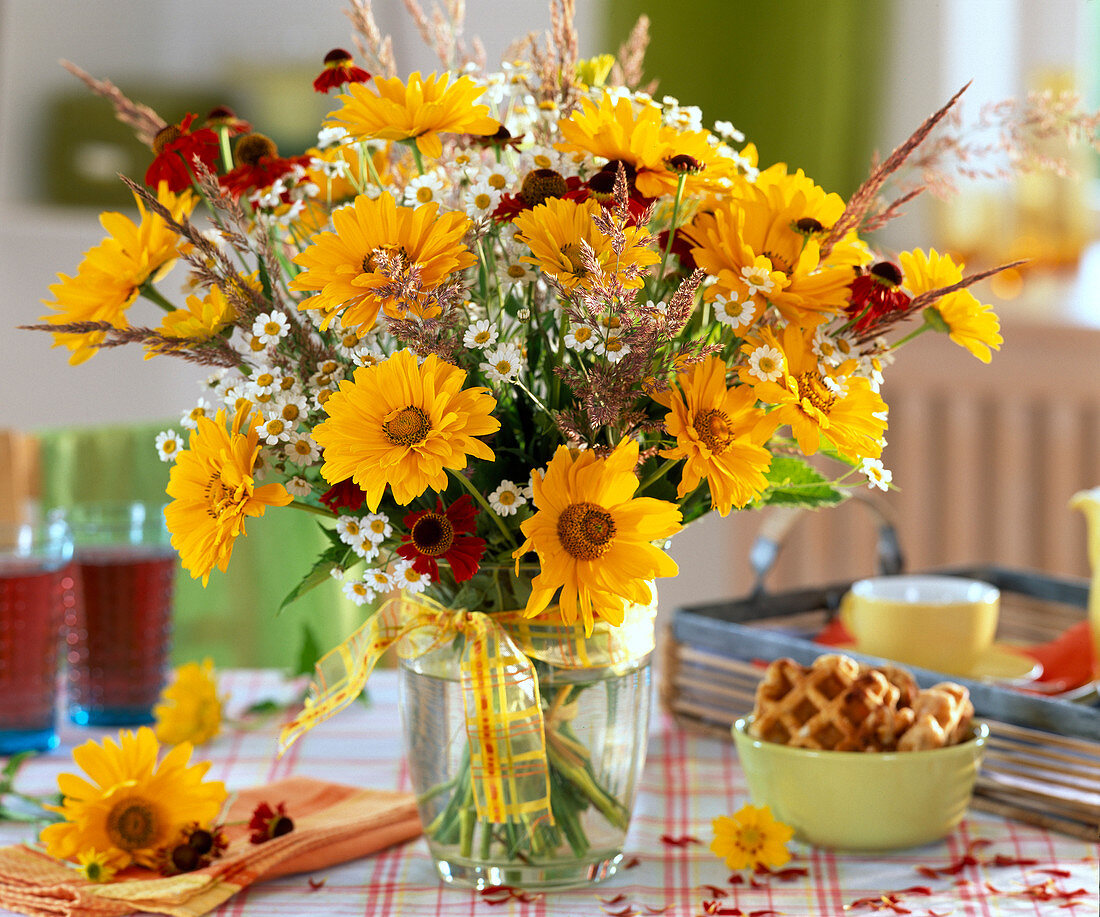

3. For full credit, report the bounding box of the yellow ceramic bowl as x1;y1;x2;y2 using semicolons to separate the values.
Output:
731;717;988;851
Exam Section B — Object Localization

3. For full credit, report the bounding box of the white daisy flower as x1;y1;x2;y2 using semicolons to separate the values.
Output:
481;343;523;384
747;345;785;382
285;476;312;497
271;393;308;428
363;512;392;545
336;515;368;550
180;398;212;431
464;181;502;220
597;335;631;363
564;323;598;351
343;579;375;606
489;480;526;516
479;163;517;193
285;431;321;466
712;120;745;142
713;293;754;328
352;343;387;368
463;319;499;350
740;264;776;297
501;259;536;284
392;559;431;593
316;125;348;148
155;430;183;463
403;172;446;206
822;373;848;398
362;566;393;594
313;387;336;412
252;311;290;345
257;415;292;446
643;299;668;317
861;457;893;492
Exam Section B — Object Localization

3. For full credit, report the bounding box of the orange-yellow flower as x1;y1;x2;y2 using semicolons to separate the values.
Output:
165;403;292;585
660;356;772;515
899;248;1002;363
711;804;793;871
290;192;475;331
739;324;887;463
312;349;499;511
325;71;499;159
514;439;681;634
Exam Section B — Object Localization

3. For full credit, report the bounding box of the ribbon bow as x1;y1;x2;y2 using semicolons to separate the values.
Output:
279;592;655;827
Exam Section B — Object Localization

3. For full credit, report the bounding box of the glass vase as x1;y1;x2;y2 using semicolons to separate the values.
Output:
398;624;652;890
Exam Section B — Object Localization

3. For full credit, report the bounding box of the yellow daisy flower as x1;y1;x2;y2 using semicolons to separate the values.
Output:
290;192;476;331
153;285;236;347
513;439;682;634
660;356;773;516
41;183;196;364
739;324;887;463
683;181;856;328
40;727;226;870
165;403;293;585
710;804;793;871
512;197;658;294
325;71;499;159
899;248;1003;363
312;349;499;511
154;658;223;747
76;849;119;883
554;92;737;198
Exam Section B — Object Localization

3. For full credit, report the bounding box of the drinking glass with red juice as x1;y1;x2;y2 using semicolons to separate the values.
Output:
0;518;75;753
61;501;177;726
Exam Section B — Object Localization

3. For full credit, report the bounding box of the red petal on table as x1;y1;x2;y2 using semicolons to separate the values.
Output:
1035;868;1073;878
660;834;702;846
307;877;326;890
598;894;627;904
699;885;728;897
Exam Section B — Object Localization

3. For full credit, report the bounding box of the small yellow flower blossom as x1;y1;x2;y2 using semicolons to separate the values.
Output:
710;804;794;871
154;658;224;747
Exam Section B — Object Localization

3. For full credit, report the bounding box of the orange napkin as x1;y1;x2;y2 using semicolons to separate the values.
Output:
0;777;422;917
816;619;1095;692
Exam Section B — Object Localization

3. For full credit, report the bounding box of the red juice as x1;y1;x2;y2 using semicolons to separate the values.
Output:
0;559;74;737
67;547;177;726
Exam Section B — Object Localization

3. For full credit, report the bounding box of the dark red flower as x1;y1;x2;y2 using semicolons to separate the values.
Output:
156;822;228;875
313;48;371;93
845;261;911;333
492;174;584;223
204;105;251;135
145;113;221;192
397;494;486;583
564;169;653;226
656;226;699;272
249;801;295;844
219;132;312;200
320;478;368;513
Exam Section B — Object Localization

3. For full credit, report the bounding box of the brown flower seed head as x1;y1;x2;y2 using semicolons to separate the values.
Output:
794;217;825;235
665;153;704;174
234;133;278;167
520;168;568;207
869;260;903;286
323;48;354;65
152;123;183;155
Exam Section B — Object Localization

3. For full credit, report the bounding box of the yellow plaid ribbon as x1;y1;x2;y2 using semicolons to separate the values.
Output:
278;592;656;826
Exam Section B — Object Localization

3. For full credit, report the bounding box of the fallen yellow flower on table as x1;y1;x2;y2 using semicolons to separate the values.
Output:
41;727;227;870
75;848;118;883
710;804;794;871
154;658;224;747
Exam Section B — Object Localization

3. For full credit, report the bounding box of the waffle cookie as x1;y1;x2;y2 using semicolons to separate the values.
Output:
749;653;974;753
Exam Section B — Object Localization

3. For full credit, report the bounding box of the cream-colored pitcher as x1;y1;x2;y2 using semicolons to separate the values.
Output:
1069;487;1100;679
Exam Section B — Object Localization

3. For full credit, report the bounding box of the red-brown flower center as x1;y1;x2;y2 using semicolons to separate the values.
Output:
692;408;733;455
107;799;159;851
557;502;616;560
411;513;455;557
383;406;430;447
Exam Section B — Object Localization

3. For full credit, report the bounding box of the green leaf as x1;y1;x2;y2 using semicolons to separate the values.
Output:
279;527;352;612
293;624;324;678
760;455;845;509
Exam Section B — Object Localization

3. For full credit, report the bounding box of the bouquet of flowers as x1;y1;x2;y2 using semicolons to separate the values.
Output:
29;0;1014;886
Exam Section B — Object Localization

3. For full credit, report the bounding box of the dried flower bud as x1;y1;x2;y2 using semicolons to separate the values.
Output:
793;217;826;236
869;261;903;286
664;154;704;174
520;169;568;208
234;133;278;167
517;307;531;321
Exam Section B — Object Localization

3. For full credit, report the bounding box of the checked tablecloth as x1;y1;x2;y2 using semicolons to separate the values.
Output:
1;669;1097;916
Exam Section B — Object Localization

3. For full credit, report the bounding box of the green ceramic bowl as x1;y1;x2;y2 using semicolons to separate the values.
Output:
731;717;988;851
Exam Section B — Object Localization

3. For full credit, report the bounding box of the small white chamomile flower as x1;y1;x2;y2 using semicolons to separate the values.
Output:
464;181;502;219
343;579;374;606
285;431;321;466
363;567;393;593
155;430;183;463
403;173;445;206
712;293;754;328
464;319;499;350
257;415;292;446
502;259;537;284
597;335;630;363
180;398;212;431
740;264;776;298
747;345;785;382
392;559;430;593
564;323;598;351
861;457;893;492
252;312;290;345
285;476;312;498
336;515;368;550
481;343;523;384
489;480;526;516
363;512;392;544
